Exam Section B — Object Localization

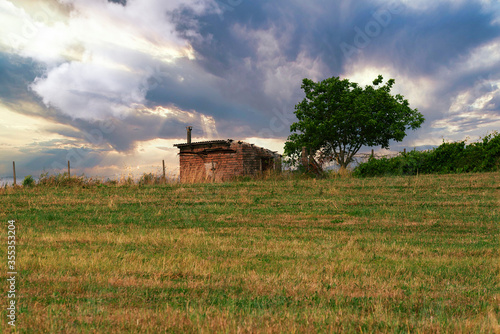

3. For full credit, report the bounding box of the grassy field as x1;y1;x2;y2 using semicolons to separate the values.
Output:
0;172;499;333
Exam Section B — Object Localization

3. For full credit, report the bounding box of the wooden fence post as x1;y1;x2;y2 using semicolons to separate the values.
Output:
371;149;374;158
404;148;406;155
162;160;166;182
67;161;71;178
13;161;16;186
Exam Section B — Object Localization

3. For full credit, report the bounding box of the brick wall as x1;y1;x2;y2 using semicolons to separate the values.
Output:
177;141;280;183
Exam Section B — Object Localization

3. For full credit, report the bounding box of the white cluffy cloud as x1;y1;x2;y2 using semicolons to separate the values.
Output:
1;0;218;120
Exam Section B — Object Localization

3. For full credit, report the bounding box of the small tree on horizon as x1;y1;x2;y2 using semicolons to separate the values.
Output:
284;75;425;169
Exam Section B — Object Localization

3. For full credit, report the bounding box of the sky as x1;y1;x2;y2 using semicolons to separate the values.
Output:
1;0;500;180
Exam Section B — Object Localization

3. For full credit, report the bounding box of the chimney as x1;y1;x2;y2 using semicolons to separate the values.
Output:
186;126;193;144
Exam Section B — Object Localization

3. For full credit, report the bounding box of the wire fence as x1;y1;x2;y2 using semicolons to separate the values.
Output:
1;159;175;187
2;149;414;186
321;149;407;171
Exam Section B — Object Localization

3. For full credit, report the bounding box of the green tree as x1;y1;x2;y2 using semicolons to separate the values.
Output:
284;75;425;169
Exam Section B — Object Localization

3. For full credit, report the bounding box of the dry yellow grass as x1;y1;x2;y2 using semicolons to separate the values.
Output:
0;172;498;333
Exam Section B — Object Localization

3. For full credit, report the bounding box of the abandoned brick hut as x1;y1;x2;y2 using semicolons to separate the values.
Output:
174;127;282;183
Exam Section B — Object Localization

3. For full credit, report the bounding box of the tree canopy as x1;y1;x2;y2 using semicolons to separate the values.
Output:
284;75;425;169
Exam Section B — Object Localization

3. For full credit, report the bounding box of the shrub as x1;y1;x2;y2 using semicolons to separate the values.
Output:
354;132;500;177
105;179;118;186
22;175;35;187
119;176;135;186
37;172;97;187
138;173;162;185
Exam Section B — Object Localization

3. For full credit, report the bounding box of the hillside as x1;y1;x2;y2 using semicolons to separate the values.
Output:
1;173;499;332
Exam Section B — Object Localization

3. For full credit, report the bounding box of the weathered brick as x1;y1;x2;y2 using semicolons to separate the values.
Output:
174;140;281;183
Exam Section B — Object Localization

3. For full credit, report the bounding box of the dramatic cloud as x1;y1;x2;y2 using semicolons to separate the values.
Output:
1;0;499;179
21;0;214;120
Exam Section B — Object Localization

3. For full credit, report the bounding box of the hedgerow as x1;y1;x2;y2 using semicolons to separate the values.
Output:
354;132;500;177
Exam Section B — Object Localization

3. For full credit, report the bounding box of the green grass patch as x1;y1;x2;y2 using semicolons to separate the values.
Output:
0;173;499;333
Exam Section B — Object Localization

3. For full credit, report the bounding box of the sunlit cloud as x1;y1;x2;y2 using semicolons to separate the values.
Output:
2;0;215;122
1;0;500;179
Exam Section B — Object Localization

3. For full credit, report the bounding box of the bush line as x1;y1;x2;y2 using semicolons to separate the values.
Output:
354;132;500;177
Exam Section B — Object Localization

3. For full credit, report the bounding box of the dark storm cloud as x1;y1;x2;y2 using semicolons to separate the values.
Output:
0;54;217;154
190;1;500;76
107;0;126;6
2;0;500;173
366;2;500;75
170;1;268;76
0;53;44;103
165;0;500;140
173;1;389;76
488;94;500;111
34;113;179;153
144;59;273;136
24;146;104;173
71;115;171;152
